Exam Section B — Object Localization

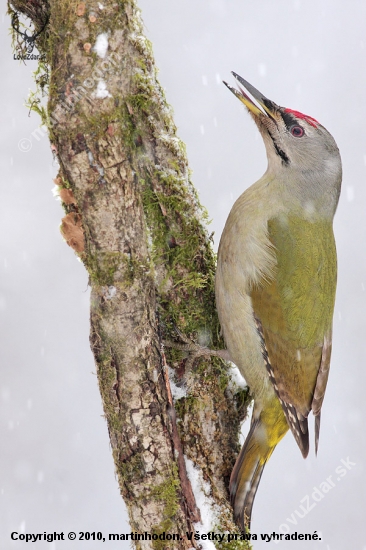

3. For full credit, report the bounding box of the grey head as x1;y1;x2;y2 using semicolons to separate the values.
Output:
224;72;342;217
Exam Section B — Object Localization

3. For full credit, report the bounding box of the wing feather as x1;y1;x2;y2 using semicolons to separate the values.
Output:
250;215;336;455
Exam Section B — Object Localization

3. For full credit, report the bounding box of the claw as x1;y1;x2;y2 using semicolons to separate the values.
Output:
163;328;231;371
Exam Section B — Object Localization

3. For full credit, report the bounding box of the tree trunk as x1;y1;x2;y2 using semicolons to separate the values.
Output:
8;0;251;547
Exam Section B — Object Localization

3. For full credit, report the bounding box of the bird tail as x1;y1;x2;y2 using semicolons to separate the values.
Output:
230;398;289;530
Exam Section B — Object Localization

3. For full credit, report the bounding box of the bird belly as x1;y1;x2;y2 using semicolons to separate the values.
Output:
215;262;274;403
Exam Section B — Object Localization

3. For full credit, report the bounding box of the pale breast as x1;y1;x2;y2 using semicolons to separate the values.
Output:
215;177;281;402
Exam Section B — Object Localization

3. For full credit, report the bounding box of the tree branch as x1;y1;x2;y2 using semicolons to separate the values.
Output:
8;0;252;547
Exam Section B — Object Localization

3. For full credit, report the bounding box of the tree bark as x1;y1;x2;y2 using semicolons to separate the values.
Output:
8;1;252;547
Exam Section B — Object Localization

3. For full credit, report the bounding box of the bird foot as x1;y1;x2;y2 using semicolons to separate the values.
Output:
163;328;231;371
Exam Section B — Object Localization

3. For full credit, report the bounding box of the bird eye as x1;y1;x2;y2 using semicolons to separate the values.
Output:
291;125;304;137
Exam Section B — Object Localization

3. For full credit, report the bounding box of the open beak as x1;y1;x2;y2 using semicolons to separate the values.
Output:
223;72;278;119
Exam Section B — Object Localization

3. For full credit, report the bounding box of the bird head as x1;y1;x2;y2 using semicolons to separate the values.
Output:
224;72;342;215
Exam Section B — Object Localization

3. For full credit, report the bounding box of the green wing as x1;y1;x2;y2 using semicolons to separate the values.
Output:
251;215;337;456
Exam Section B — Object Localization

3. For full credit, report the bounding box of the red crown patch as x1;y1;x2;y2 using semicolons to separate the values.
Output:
284;108;319;128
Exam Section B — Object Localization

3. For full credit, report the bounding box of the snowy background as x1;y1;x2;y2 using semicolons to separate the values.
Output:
1;0;365;548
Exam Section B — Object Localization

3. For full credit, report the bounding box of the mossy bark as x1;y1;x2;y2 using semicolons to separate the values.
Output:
9;0;252;547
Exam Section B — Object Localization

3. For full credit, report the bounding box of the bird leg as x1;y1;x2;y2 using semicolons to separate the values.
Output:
163;327;231;371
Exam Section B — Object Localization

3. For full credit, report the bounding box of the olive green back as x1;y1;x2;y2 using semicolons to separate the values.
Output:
251;215;337;413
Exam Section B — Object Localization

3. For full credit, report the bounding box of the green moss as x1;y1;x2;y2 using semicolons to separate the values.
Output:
214;531;252;550
150;463;180;549
129;29;154;63
25;62;49;123
141;171;218;331
133;71;155;95
86;251;125;286
136;58;148;72
85;250;154;288
151;464;180;515
234;387;252;421
92;337;124;435
116;450;145;487
76;101;143;150
210;516;252;550
126;93;152;115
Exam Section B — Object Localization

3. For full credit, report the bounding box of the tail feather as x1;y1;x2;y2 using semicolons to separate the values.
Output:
230;401;288;530
230;419;258;502
234;455;267;530
315;411;321;455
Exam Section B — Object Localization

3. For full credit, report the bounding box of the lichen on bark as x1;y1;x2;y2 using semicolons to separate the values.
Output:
8;0;252;547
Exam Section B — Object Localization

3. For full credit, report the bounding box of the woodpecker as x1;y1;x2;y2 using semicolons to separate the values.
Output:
216;73;342;530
